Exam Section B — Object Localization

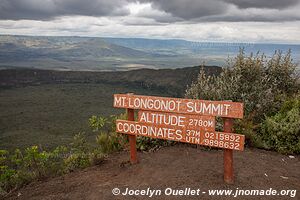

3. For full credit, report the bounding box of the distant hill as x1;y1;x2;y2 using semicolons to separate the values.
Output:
0;35;156;67
0;35;206;70
1;35;299;70
102;37;300;61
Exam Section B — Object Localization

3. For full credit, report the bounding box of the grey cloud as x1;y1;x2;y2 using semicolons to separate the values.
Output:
140;0;300;22
141;0;229;20
224;0;299;9
0;0;130;20
0;0;300;22
198;14;300;23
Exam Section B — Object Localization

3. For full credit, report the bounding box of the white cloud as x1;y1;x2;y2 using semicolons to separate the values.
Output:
0;1;300;43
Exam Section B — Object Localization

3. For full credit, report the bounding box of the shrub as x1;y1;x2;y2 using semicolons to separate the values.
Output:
89;116;108;132
0;150;16;193
70;132;90;154
185;49;299;149
89;115;127;154
186;49;299;123
261;96;300;154
0;145;68;194
0;131;100;194
63;153;90;172
136;137;174;151
96;132;123;153
89;149;106;166
64;133;92;172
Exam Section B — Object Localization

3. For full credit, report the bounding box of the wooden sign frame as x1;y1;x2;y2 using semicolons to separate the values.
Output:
113;93;245;184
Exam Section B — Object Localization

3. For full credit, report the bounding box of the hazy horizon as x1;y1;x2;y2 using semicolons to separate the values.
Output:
2;34;300;45
1;34;299;71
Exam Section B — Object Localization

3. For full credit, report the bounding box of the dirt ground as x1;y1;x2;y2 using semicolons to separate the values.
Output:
4;145;300;200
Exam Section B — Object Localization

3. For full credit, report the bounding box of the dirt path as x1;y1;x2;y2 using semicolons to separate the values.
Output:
5;145;300;200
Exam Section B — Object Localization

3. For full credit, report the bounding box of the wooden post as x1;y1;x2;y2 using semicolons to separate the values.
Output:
127;98;137;164
223;117;234;184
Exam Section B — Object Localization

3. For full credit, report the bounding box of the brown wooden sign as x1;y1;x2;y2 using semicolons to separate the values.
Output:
116;120;244;151
113;93;245;183
114;94;243;119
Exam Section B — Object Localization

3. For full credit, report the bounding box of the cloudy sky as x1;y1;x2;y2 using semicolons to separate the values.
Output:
0;0;300;43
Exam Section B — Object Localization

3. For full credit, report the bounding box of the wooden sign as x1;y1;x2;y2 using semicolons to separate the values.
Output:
138;110;215;131
114;94;243;119
116;120;244;151
113;93;245;183
113;93;245;151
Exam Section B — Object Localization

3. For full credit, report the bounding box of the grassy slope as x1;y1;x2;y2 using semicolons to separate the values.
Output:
0;66;221;150
0;83;165;150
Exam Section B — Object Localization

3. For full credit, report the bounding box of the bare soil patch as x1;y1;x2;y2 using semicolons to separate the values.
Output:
5;145;300;200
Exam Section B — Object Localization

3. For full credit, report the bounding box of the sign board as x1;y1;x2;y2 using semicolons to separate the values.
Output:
113;93;245;183
114;94;243;119
114;94;245;151
116;120;244;151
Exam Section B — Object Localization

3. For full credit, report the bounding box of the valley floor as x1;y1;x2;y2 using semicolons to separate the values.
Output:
5;145;300;200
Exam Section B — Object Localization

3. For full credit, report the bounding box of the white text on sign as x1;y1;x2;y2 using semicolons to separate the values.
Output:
138;110;215;131
116;120;244;151
114;94;243;118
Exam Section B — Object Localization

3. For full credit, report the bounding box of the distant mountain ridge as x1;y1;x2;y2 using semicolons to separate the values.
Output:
0;35;154;60
0;35;199;70
0;35;299;70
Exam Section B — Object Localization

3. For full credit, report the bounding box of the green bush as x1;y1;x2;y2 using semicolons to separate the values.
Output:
64;133;92;172
185;50;299;149
0;145;68;193
186;49;299;123
0;131;100;194
1;115;129;195
234;119;264;148
261;96;300;154
89;149;106;166
70;132;90;154
89;116;108;132
136;137;174;151
89;115;127;154
0;150;16;192
96;132;125;153
63;153;90;172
